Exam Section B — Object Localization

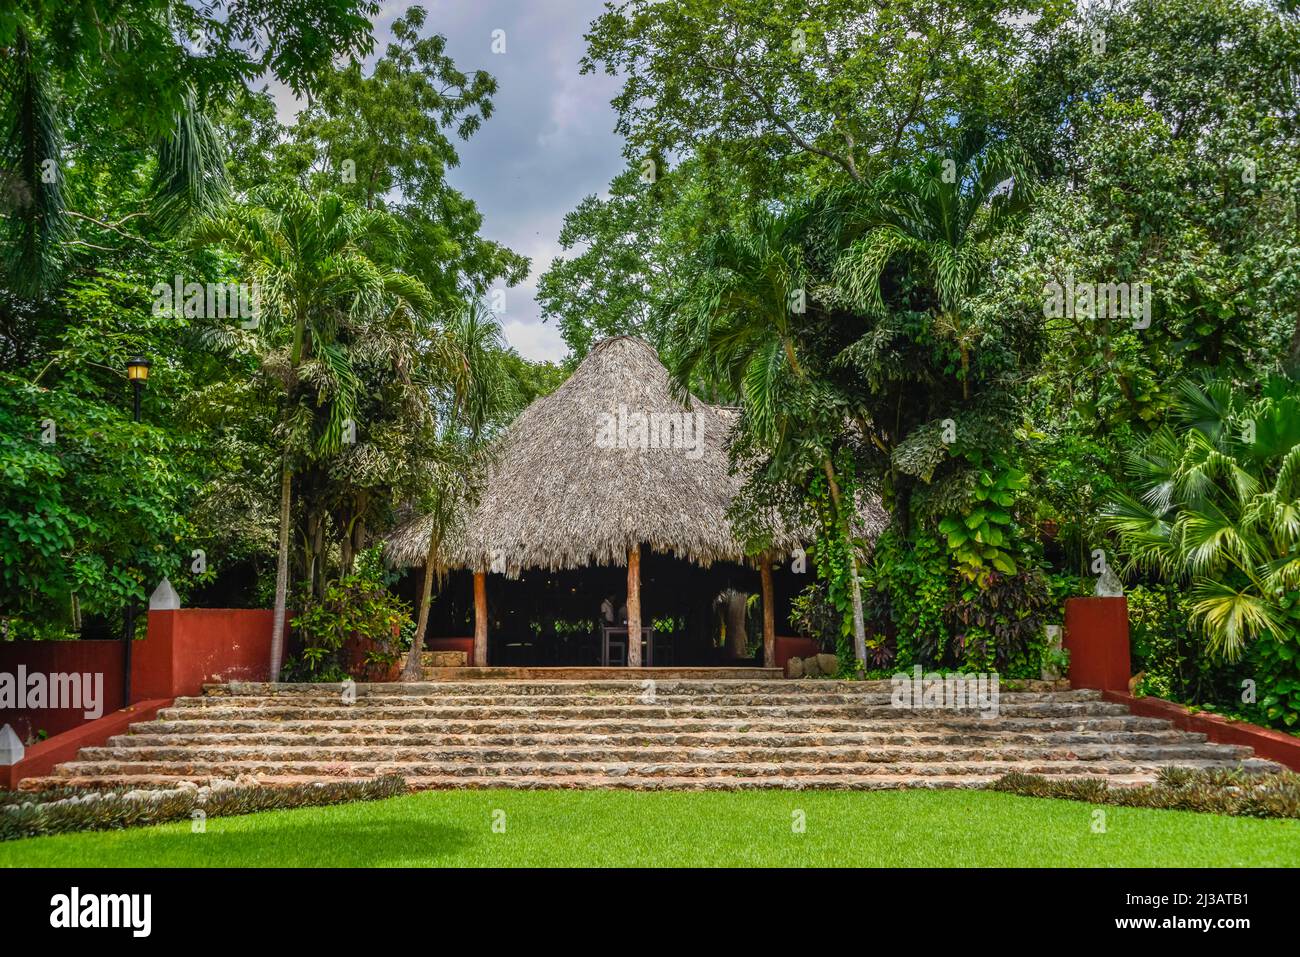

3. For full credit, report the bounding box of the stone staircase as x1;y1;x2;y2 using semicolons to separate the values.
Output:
20;680;1282;791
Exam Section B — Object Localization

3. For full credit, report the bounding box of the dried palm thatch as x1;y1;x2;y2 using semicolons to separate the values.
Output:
386;336;880;576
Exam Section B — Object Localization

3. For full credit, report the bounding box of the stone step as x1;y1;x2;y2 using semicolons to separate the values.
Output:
185;686;1097;702
26;679;1279;793
24;772;1162;791
204;679;1080;698
170;692;1089;710
75;742;1249;764
50;757;1280;781
128;714;1181;736
418;667;789;681
108;727;1207;749
151;701;1131;722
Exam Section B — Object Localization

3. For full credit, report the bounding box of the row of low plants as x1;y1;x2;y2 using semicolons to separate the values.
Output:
991;767;1300;820
0;776;407;842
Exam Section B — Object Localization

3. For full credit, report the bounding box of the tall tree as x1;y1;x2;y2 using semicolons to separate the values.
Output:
666;206;870;666
402;303;512;680
280;5;528;304
196;189;432;676
0;0;379;293
583;0;1065;189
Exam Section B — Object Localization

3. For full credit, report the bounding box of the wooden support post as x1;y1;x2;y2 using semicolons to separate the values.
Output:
627;544;642;667
473;571;488;667
760;554;776;669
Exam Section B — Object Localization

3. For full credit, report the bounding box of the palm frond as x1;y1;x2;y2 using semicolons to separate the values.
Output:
0;29;69;294
152;90;230;231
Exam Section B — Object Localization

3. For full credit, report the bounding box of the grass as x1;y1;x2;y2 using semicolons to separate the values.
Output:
2;789;1298;867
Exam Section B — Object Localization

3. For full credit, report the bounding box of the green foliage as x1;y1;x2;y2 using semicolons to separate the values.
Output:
1104;376;1300;658
1251;618;1300;730
286;549;412;681
867;525;1054;677
790;578;847;657
0;373;192;636
583;0;1068;188
280;5;527;303
949;566;1053;678
806;458;863;647
0;0;380;293
938;455;1028;581
992;768;1300;820
865;529;950;670
0;775;406;842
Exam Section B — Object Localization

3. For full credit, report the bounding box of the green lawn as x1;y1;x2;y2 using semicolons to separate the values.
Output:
2;789;1298;867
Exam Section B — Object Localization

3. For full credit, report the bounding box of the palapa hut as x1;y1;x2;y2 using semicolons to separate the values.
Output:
386;335;812;669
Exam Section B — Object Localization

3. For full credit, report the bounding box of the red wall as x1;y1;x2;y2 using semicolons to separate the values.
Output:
0;640;125;742
133;609;276;699
1104;690;1300;772
1;610;279;788
1064;596;1131;691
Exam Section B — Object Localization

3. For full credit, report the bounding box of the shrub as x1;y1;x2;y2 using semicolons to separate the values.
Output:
286;547;412;681
865;528;1053;676
990;768;1300;819
0;775;408;841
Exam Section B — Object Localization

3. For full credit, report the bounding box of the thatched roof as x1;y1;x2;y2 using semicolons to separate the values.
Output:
386;336;879;576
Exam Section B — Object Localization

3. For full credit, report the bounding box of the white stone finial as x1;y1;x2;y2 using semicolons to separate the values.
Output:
0;724;24;766
149;577;182;610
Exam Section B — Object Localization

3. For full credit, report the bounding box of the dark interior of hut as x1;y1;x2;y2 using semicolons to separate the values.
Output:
396;552;801;666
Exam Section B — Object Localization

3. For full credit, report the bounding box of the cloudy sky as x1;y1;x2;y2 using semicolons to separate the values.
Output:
272;0;627;364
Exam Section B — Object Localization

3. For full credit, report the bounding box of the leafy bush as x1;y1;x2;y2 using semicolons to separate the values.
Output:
991;767;1300;819
938;454;1028;580
790;579;844;654
0;776;407;842
864;528;950;670
1104;376;1300;730
1101;373;1300;733
865;527;1053;676
286;548;412;681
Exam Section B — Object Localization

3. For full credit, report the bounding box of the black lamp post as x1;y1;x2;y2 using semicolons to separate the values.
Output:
123;356;150;707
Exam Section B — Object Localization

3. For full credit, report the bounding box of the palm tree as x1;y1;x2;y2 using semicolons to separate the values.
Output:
665;207;870;668
829;136;1035;401
1103;375;1300;659
401;302;512;680
1;26;227;294
196;189;432;677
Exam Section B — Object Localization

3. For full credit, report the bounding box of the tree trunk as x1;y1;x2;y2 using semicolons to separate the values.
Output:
760;556;776;668
782;333;866;668
627;545;642;667
822;458;867;670
473;571;488;666
402;541;438;680
725;591;748;658
269;458;292;679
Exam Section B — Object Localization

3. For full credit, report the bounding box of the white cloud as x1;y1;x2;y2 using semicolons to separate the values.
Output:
501;318;570;364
